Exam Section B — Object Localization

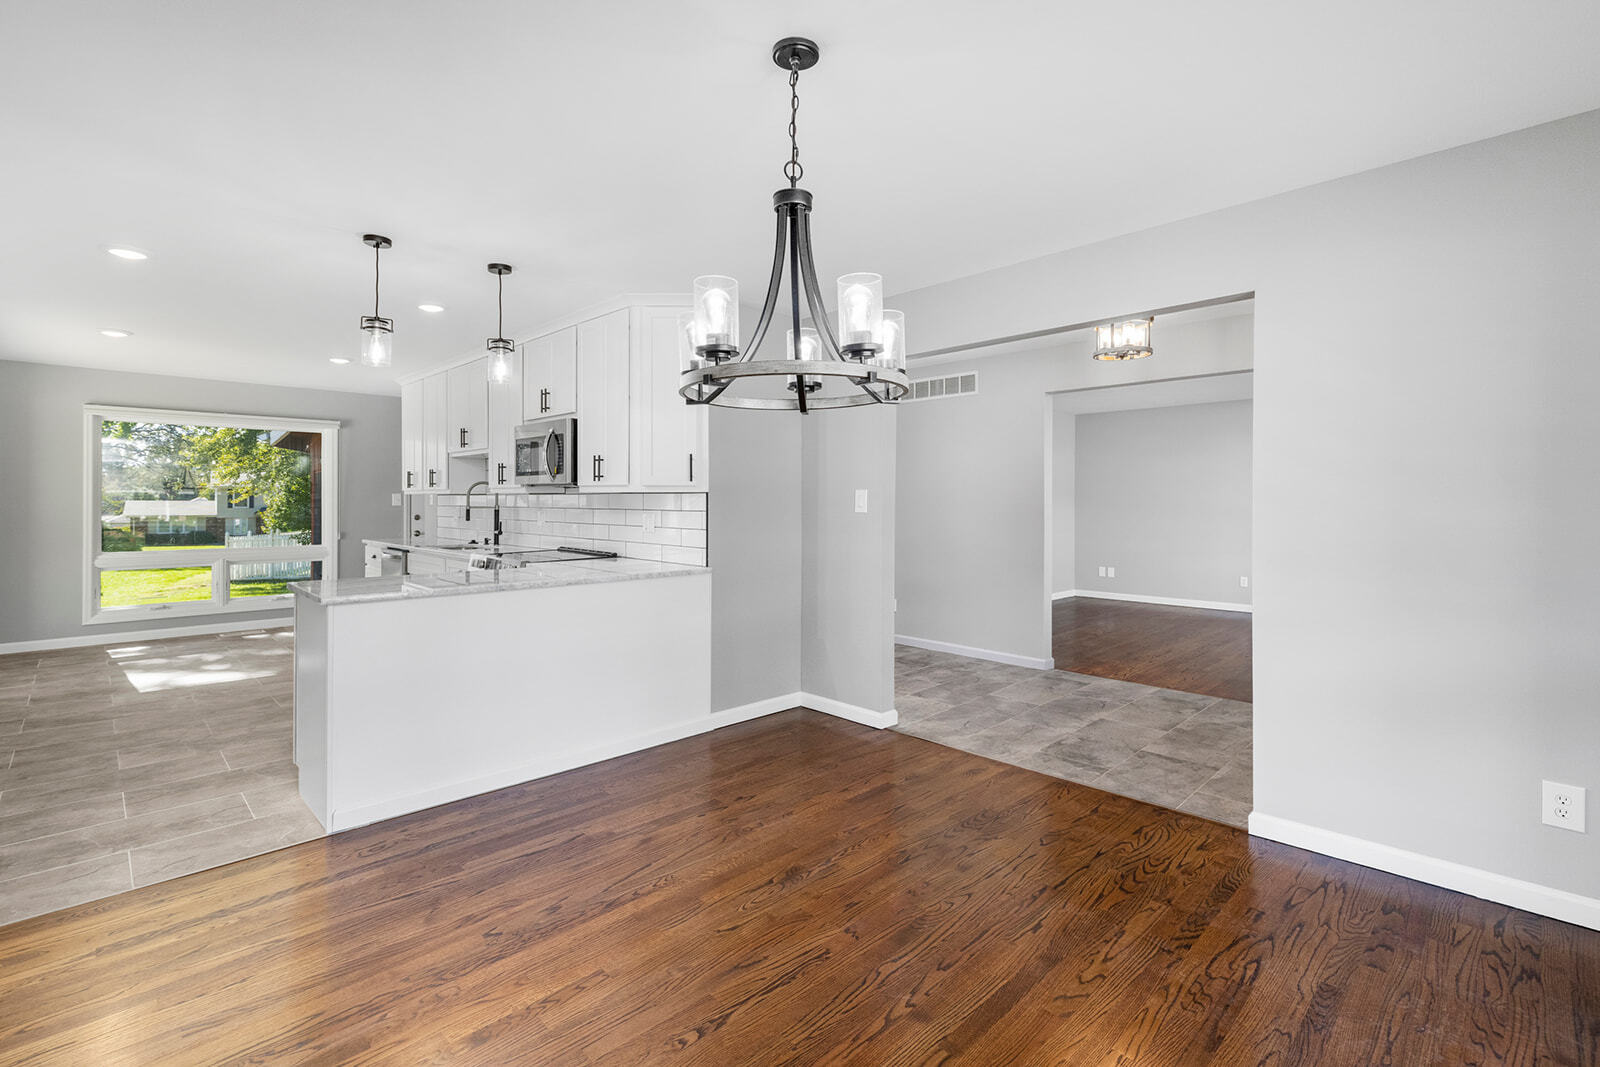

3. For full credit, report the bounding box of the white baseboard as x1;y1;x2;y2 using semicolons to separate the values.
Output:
800;692;898;729
0;615;294;656
1249;812;1600;932
894;634;1054;671
328;691;883;832
1061;590;1253;614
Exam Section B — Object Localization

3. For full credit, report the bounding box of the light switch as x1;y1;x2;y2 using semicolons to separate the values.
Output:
855;489;868;513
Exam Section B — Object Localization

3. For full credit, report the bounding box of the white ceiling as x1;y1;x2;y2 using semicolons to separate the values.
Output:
3;1;1598;396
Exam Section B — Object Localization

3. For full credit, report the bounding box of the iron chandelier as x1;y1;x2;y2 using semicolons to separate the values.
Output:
680;37;909;412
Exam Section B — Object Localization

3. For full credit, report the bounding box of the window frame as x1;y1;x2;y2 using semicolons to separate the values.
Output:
83;405;341;625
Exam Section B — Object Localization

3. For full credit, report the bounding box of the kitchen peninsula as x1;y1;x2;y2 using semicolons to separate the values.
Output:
289;558;710;832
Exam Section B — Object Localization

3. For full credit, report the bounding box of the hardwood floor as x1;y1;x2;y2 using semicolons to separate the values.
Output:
1;710;1594;1064
1055;596;1253;702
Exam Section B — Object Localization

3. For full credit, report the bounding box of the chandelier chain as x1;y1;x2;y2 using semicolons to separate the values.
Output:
784;58;803;186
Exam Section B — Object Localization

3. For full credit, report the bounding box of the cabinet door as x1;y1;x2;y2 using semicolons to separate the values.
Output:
522;327;577;418
399;380;424;492
446;358;489;452
576;309;630;487
635;305;706;488
488;347;523;491
422;372;448;490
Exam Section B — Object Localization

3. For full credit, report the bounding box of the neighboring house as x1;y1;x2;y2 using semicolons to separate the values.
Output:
114;492;262;544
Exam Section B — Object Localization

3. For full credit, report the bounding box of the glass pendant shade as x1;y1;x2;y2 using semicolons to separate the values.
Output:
693;276;739;349
836;273;883;346
1092;317;1154;361
786;327;822;361
878;310;906;370
486;338;514;384
359;316;393;367
678;313;701;371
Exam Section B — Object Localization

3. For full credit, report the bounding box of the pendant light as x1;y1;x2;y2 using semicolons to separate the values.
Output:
1092;318;1154;361
679;37;909;412
485;263;514;385
358;234;394;368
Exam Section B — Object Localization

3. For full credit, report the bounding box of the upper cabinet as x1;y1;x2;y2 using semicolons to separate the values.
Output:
523;327;577;418
488;348;523;490
576;310;631;487
446;357;489;453
399;298;702;496
634;305;707;489
421;372;448;490
399;380;423;492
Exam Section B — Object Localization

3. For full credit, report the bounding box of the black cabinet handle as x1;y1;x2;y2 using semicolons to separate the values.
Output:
597;455;604;481
459;427;468;448
688;453;694;482
428;469;437;488
496;461;506;485
541;388;550;413
406;471;414;489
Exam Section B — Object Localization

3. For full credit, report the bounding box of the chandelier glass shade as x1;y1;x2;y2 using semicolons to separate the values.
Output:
359;234;393;368
485;263;515;385
679;37;909;412
1092;317;1154;361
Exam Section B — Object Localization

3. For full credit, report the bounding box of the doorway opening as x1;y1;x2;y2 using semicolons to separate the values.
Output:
893;299;1254;827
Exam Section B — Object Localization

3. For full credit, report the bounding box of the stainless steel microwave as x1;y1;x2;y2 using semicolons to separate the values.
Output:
514;416;578;490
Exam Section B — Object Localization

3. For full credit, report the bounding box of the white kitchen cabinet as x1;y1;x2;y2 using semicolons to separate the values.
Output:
634;305;707;489
446;357;489;453
523;326;577;418
488;347;523;491
399;380;423;492
422;371;449;490
577;310;631;487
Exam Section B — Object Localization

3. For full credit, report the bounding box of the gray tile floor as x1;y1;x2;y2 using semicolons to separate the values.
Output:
0;627;323;926
894;645;1252;828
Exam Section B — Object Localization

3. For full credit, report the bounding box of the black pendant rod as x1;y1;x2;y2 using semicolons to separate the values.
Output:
788;211;806;414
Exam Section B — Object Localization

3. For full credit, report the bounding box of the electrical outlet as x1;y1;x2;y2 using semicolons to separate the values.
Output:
1240;576;1250;588
1543;780;1586;832
391;493;402;507
643;512;657;534
1106;566;1116;579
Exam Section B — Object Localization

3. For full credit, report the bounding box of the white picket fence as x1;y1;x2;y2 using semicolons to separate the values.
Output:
226;532;316;579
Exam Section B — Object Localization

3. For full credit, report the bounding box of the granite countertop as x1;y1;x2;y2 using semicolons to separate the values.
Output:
292;557;709;605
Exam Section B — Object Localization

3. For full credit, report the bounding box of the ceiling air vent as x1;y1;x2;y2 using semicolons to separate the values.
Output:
906;373;978;402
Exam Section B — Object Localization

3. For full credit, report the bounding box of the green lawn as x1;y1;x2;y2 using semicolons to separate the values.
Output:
99;568;292;608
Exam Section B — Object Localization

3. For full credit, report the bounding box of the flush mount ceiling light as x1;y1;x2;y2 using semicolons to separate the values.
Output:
329;357;351;365
358;234;394;368
99;329;132;338
485;263;515;385
1092;318;1154;361
105;247;149;261
679;37;908;412
418;303;445;313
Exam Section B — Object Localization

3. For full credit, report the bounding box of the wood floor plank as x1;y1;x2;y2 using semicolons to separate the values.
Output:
1055;597;1252;702
0;709;1594;1065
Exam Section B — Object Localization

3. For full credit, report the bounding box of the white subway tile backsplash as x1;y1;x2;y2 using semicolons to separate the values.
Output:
429;492;708;566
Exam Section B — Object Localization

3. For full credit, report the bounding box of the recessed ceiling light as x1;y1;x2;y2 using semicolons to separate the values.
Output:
100;329;132;338
106;247;149;261
329;357;351;364
417;303;444;313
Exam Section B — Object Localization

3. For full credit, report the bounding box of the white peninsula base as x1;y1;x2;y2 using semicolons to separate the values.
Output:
293;568;710;832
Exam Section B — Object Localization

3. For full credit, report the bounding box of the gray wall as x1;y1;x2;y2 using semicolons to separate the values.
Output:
709;407;801;711
0;359;400;645
1073;400;1252;605
897;316;1253;663
801;406;896;714
1051;411;1074;597
891;111;1600;902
